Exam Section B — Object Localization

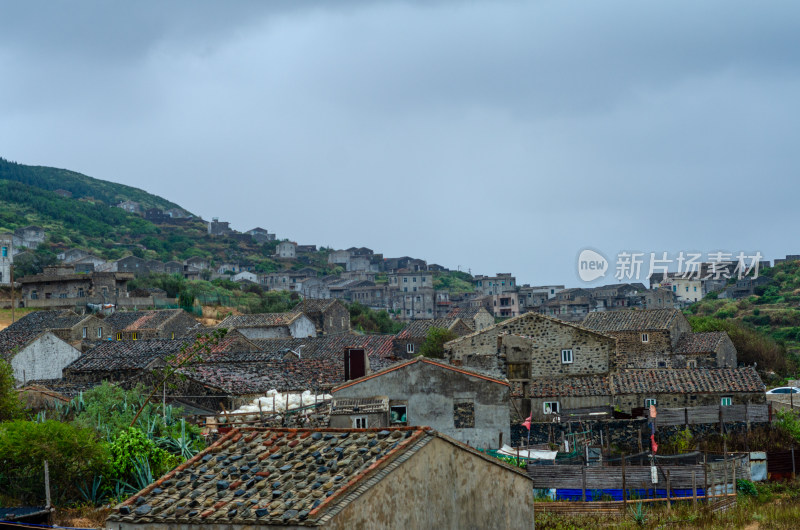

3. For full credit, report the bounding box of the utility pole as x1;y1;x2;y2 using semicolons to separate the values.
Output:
10;264;15;323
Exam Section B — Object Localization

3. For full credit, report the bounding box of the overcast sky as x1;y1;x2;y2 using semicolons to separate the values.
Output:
1;1;799;286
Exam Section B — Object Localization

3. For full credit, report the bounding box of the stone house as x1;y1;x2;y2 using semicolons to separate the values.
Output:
183;256;210;270
13;225;45;249
473;273;517;296
217;312;316;339
18;267;133;304
57;248;89;263
232;271;258;283
5;310;114;342
518;367;765;420
391;288;435;320
491;291;520;318
644;288;678;309
392;318;473;358
446;306;495;332
0;233;12;285
106;426;533;530
275;241;297;259
294;298;350;336
331;357;510;449
345;282;390;309
207;217;232;236
73;254;107;271
116;200;140;214
384;256;427;272
327;249;352;269
541;287;596;321
0;330;82;384
293;278;331;300
296;244;317;254
113;256;150;276
246;227;275;243
445;311;616;378
581;308;719;369
105;309;203;340
673;332;738;369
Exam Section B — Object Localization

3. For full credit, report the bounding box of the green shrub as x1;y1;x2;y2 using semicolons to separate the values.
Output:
0;359;22;421
107;427;180;483
0;420;108;504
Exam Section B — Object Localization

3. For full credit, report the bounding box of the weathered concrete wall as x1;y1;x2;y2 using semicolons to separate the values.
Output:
334;361;510;449
239;327;291;339
324;436;533;530
11;333;81;383
289;316;316;339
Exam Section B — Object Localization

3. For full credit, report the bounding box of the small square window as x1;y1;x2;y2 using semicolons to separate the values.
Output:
721;397;732;406
454;400;475;428
406;343;415;354
352;416;368;429
645;398;657;408
82;327;88;338
687;360;697;369
561;349;573;364
390;404;407;425
543;401;559;415
641;333;649;343
97;327;102;339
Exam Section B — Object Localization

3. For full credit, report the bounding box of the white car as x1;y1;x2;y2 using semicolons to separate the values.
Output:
766;387;800;395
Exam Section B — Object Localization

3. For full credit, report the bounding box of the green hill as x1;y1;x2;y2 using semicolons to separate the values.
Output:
0;157;184;213
686;261;800;379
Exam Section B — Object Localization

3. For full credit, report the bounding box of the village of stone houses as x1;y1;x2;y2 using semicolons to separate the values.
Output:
3;205;800;530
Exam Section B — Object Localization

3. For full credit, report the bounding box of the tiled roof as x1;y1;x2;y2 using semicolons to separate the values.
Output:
66;339;189;372
107;426;527;527
582;309;682;332
518;376;612;398
23;379;102;398
515;368;764;398
613;368;764;394
179;361;345;394
333;357;509;393
4;310;83;332
674;332;728;354
445;307;485;320
395;318;464;339
292;299;339;314
66;335;258;372
243;335;397;369
218;313;303;329
105;309;194;332
108;427;430;526
0;330;43;361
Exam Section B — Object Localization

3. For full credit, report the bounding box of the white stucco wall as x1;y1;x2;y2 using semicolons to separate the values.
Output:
10;332;82;383
289;315;317;338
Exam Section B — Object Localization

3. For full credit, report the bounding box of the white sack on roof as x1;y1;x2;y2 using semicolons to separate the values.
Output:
496;445;558;461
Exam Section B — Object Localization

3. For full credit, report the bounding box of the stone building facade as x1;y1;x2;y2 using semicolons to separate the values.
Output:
0;331;82;383
0;233;12;285
332;358;510;449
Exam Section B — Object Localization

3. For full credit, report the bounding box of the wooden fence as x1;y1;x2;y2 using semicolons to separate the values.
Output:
653;403;770;426
528;454;747;502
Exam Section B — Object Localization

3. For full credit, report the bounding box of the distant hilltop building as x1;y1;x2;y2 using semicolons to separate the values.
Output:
0;233;12;285
208;217;232;236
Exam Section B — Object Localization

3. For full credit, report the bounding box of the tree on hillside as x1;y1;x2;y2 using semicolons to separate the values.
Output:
0;359;22;421
419;327;459;359
688;316;791;377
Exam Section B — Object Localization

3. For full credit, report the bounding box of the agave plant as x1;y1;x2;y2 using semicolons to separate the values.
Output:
128;456;154;491
157;419;196;460
77;476;104;506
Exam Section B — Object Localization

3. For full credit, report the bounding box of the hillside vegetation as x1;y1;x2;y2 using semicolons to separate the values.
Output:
687;260;800;380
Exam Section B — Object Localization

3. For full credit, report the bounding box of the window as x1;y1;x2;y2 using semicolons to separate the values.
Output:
644;398;657;408
641;333;649;343
687;360;697;369
406;343;415;355
82;327;88;338
1;246;6;257
543;401;560;415
171;332;175;339
390;404;407;425
97;327;103;338
422;277;426;283
352;416;368;429
116;332;122;341
561;349;573;364
454;400;475;428
404;287;408;292
413;277;417;282
132;332;138;340
403;277;408;283
721;397;732;406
